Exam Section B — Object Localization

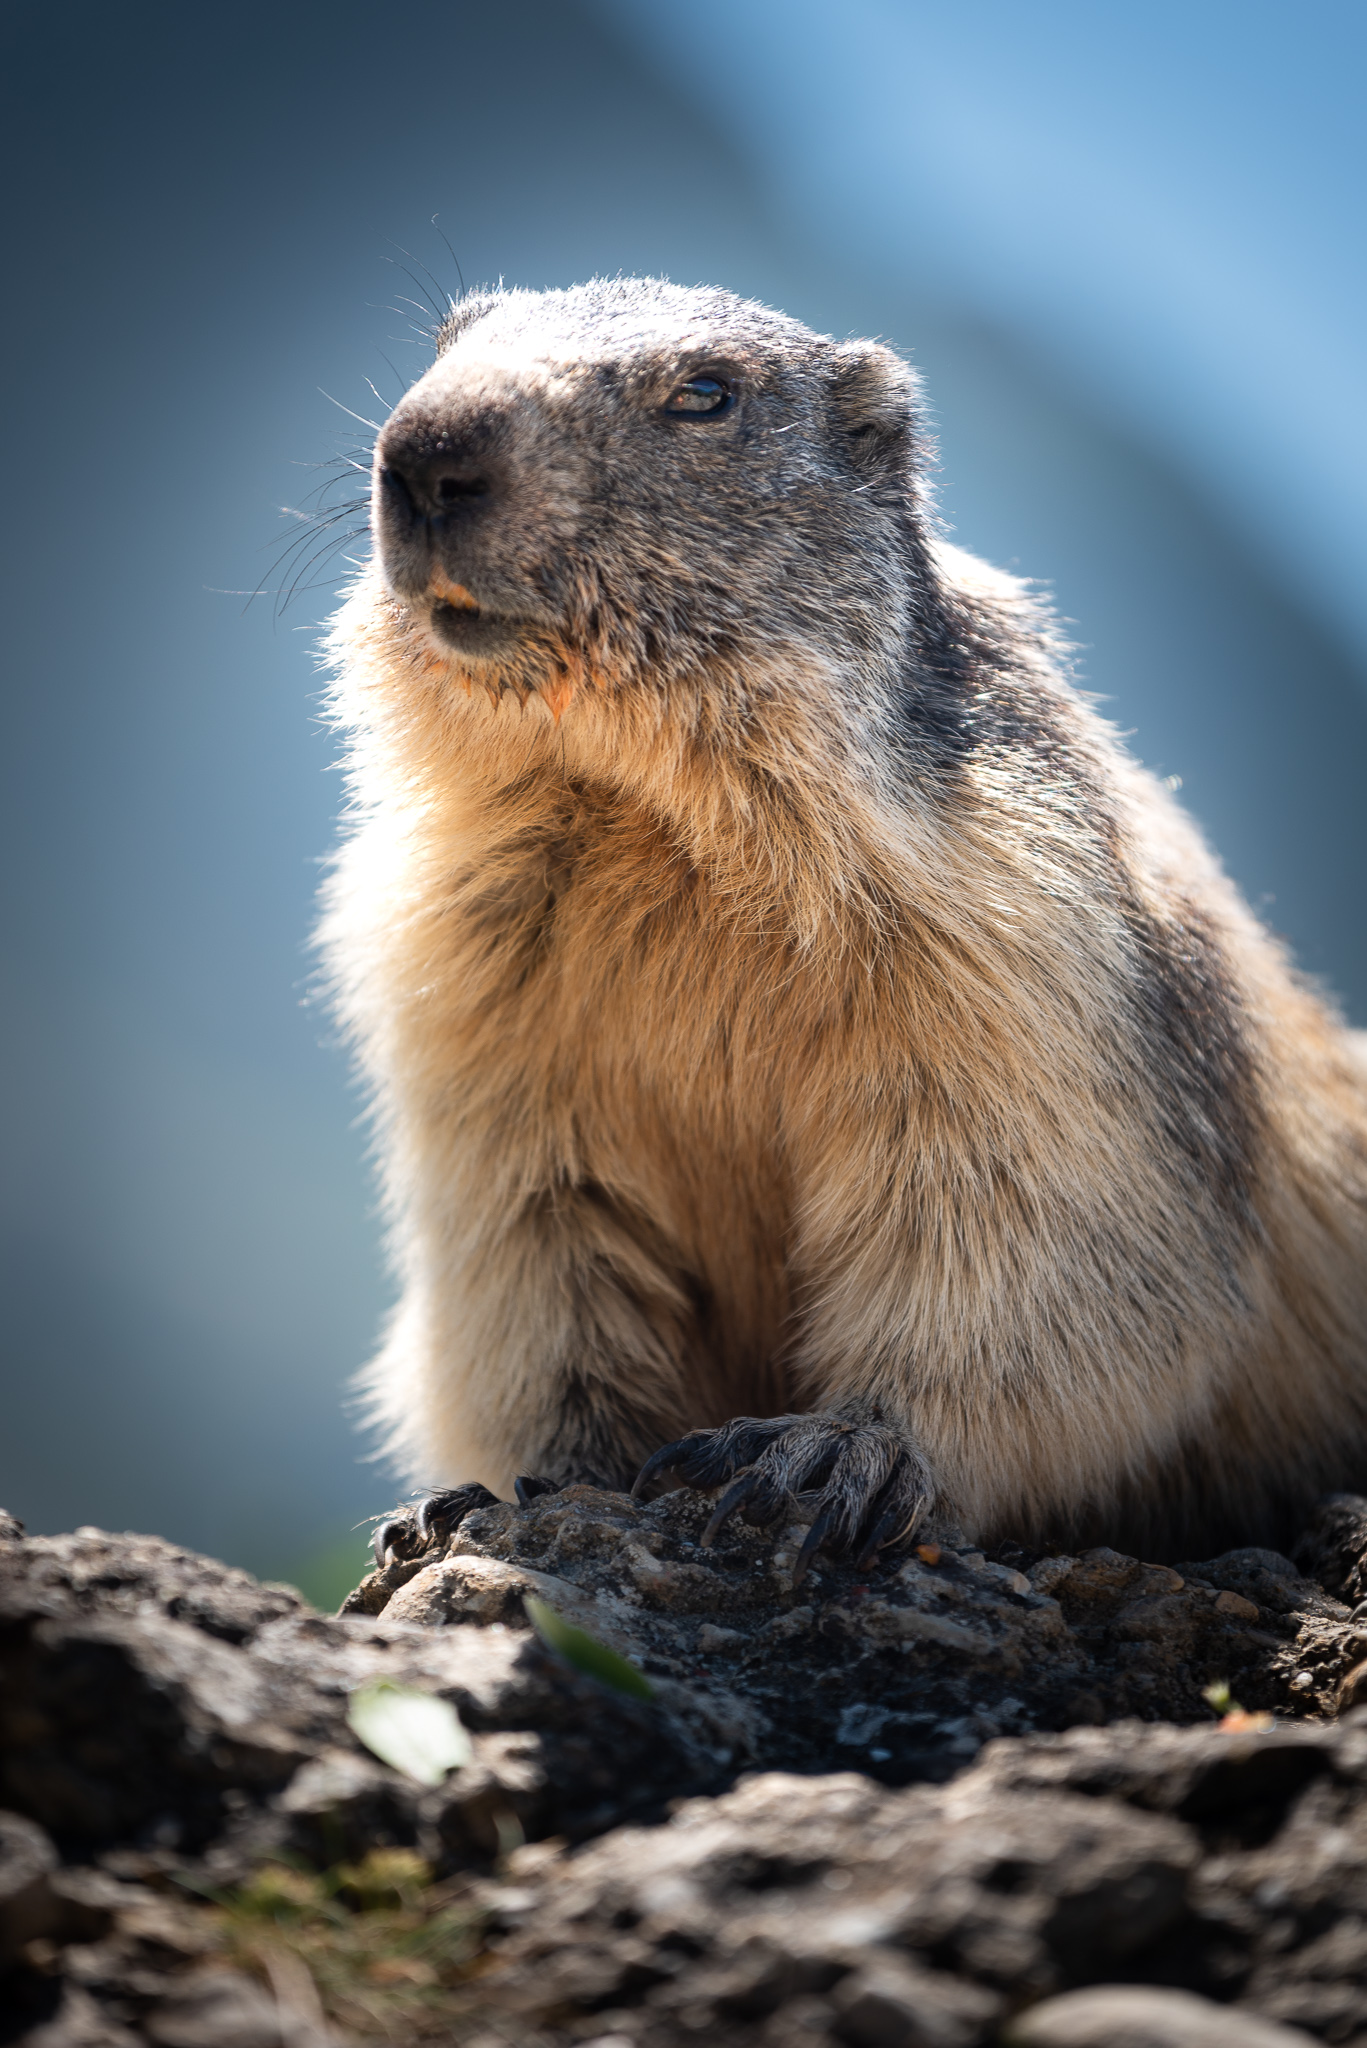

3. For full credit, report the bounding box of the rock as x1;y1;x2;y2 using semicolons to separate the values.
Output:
8;1494;1367;2043
143;1968;287;2047
13;1983;143;2045
345;1484;1367;1765
0;1520;747;1864
1004;1983;1319;2045
464;1768;1197;2038
1291;1492;1367;1604
383;1552;603;1631
829;1955;1000;2046
275;1746;419;1864
0;1809;60;1962
965;1717;1347;1837
0;1525;308;1644
447;1718;1367;2038
274;1729;552;1864
0;1611;312;1847
1180;1549;1306;1615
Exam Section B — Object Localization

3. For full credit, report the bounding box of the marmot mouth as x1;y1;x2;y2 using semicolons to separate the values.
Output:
429;598;529;659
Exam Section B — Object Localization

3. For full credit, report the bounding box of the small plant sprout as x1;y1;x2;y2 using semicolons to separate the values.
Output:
523;1595;654;1700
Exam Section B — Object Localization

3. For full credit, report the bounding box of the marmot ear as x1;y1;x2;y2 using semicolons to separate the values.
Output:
827;341;918;469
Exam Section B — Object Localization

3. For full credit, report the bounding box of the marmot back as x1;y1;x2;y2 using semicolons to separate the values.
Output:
322;277;1367;1571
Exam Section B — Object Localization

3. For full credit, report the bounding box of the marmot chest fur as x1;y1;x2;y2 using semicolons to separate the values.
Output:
324;277;1367;1569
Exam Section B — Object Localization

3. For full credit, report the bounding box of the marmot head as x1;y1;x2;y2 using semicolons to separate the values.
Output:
371;278;931;712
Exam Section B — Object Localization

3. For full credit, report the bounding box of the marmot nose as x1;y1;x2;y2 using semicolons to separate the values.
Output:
376;436;499;525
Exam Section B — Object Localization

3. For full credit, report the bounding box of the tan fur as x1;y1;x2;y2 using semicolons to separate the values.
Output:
321;282;1367;1561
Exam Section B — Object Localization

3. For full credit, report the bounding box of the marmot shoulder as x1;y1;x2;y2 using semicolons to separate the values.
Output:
322;276;1367;1569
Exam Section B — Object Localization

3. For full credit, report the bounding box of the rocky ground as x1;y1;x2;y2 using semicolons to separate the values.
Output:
8;1489;1367;2044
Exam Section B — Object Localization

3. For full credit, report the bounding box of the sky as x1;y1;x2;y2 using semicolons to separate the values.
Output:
1;0;1362;1600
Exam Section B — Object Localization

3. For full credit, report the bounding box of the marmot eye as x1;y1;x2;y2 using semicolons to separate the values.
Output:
663;377;733;416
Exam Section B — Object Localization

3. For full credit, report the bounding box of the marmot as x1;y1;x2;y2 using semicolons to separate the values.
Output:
322;277;1367;1577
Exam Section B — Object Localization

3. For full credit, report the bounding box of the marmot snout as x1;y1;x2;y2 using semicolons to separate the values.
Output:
324;277;1367;1573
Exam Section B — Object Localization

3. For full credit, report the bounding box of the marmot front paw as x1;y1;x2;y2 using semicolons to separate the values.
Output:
370;1480;499;1566
632;1412;933;1584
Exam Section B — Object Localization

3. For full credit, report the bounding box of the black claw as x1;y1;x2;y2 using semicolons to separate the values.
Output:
372;1517;409;1569
850;1452;907;1568
855;1504;909;1572
632;1436;697;1498
741;1475;786;1528
791;1509;835;1587
514;1474;562;1506
701;1469;761;1547
421;1483;498;1545
854;1454;928;1570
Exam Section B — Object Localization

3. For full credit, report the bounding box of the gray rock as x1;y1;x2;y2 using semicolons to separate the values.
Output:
345;1484;1367;1767
0;1525;307;1644
0;1808;60;1962
468;1768;1195;2038
7;1490;1367;2044
1004;1984;1319;2045
828;1955;1000;2045
143;1968;286;2047
13;1983;143;2046
1291;1492;1367;1605
275;1744;419;1864
0;1519;746;1859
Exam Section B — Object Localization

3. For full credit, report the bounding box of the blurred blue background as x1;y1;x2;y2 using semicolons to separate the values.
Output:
2;0;1363;1604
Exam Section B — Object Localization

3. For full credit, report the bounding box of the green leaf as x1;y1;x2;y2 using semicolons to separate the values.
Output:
346;1681;472;1786
523;1595;654;1700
